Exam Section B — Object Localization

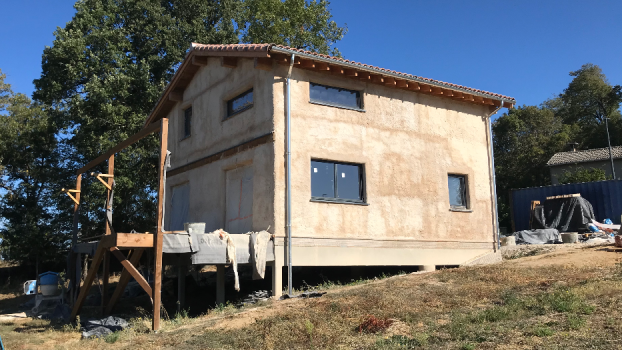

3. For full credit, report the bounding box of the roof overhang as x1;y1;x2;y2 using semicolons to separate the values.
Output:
144;43;516;127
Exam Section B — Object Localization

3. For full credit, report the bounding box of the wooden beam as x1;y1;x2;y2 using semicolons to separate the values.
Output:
254;57;272;71
483;98;495;105
473;96;484;104
77;121;161;174
343;69;358;77
110;248;153;299
419;84;432;93
492;99;502;107
71;244;106;321
191;56;208;66
299;59;315;69
452;91;464;99
329;66;343;75
502;101;514;108
315;62;329;71
152;117;168;331
169;90;183;102
370;75;383;84
358;72;371;81
396;80;408;88
431;87;443;95
383;77;396;87
221;57;238;68
443;89;454;97
105;249;144;315
101;155;114;313
116;233;154;248
69;174;82;305
407;82;420;91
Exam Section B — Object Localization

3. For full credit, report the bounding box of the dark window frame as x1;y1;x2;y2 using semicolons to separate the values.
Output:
225;88;254;119
310;159;367;205
309;82;364;111
448;174;470;211
182;106;192;139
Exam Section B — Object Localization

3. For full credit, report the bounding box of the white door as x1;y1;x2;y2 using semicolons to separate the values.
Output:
225;166;253;234
169;183;190;231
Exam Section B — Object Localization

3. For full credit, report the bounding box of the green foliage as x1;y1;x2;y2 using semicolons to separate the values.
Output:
0;69;70;266
494;63;622;229
32;0;346;240
241;0;346;56
557;167;608;184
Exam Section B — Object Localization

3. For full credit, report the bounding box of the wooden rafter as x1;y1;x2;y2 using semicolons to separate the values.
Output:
221;57;238;68
254;57;272;71
191;56;208;66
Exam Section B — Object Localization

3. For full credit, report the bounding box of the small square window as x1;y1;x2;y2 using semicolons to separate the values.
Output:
226;88;253;118
183;106;192;138
309;83;362;110
311;160;365;203
448;174;468;209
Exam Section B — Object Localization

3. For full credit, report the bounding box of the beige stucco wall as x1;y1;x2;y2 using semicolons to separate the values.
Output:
163;58;276;233
272;66;496;245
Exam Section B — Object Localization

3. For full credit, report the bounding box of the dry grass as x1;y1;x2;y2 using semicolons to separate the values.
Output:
2;247;622;349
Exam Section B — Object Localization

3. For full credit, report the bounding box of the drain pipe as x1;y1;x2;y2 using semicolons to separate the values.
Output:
286;53;295;295
487;100;504;250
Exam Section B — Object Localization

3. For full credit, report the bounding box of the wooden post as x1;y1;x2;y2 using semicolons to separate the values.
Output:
71;245;106;321
216;265;225;305
102;155;114;312
153;118;168;331
70;174;82;305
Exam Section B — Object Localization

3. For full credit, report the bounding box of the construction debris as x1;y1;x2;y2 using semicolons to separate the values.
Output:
81;316;129;339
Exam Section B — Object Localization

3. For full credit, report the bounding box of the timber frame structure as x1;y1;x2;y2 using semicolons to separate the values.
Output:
68;118;169;331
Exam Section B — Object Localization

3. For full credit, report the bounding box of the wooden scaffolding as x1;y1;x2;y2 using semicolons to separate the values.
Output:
67;118;169;331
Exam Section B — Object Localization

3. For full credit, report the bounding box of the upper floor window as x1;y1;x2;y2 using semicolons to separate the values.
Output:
309;83;362;110
226;88;253;118
183;106;192;139
311;160;365;204
448;174;469;210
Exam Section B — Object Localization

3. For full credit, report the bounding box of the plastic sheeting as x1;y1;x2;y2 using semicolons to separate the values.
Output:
226;166;253;234
531;197;595;232
513;229;561;244
169;183;189;231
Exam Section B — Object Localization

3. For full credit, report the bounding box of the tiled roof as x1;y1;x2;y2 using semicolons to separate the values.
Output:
189;43;516;102
547;146;622;166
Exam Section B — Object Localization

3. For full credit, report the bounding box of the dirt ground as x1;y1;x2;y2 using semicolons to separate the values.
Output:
1;244;621;349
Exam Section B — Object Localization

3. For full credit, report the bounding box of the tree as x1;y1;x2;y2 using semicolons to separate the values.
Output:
241;0;347;56
33;0;347;239
493;105;577;228
547;63;622;150
557;167;608;185
0;69;69;270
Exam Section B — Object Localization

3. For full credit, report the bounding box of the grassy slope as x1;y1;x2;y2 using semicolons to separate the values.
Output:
2;246;622;350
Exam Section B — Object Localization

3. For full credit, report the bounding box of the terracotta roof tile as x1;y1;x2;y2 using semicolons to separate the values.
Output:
190;43;516;102
547;146;622;166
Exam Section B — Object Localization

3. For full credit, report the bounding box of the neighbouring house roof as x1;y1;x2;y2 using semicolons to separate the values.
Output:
144;43;516;127
547;146;622;166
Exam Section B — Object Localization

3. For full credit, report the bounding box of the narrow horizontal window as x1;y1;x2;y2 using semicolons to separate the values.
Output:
311;160;365;203
183;106;192;138
448;174;468;209
309;83;361;110
226;88;253;118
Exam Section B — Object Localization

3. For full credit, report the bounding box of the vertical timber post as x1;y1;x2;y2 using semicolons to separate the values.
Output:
70;174;82;305
153;118;168;331
101;155;114;313
216;265;225;305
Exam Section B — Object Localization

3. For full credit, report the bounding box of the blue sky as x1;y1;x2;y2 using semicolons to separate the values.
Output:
0;0;621;119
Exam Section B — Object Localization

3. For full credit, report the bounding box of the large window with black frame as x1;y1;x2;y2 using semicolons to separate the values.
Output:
309;83;362;110
183;106;192;139
311;160;365;203
226;88;254;119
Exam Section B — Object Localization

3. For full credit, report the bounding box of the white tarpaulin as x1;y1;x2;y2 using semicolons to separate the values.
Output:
169;183;189;231
225;166;253;234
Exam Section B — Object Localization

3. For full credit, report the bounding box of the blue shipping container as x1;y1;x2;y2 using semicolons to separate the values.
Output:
510;180;622;232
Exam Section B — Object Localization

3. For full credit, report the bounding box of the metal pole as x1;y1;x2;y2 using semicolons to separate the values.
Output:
606;117;616;179
286;53;295;296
